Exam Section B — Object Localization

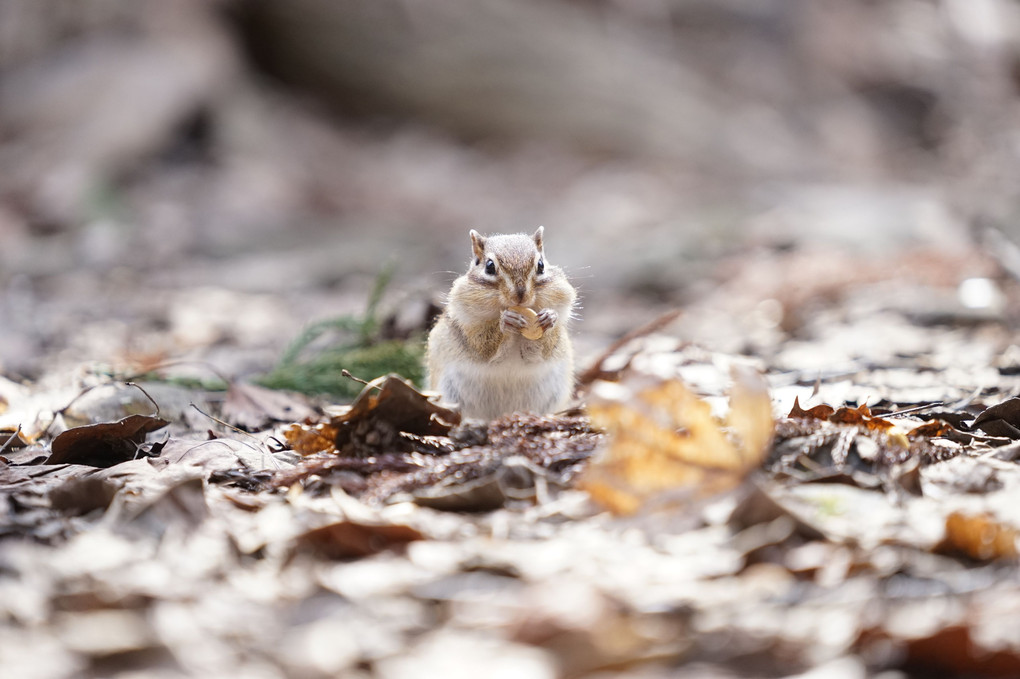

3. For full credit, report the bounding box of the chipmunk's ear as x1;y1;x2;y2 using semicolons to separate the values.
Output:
470;229;486;265
532;226;545;252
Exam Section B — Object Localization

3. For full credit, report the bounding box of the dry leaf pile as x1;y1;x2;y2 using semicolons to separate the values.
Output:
273;374;602;509
7;282;1020;677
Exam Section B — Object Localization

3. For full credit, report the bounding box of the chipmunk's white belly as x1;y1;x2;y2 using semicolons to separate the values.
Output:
440;357;571;420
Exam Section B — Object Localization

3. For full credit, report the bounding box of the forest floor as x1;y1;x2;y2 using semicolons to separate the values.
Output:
5;228;1020;679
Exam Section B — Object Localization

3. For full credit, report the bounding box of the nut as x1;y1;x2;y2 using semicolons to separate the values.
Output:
509;306;544;340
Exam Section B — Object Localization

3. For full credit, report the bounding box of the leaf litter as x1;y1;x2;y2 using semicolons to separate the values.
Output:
9;264;1020;676
276;374;601;510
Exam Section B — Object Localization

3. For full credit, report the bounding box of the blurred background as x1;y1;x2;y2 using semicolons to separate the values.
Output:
2;0;1020;387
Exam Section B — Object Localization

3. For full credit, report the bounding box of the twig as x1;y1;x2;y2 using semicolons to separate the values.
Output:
189;403;281;469
43;372;186;437
266;436;289;452
125;382;161;418
341;369;380;390
883;402;944;418
190;402;263;440
42;384;102;438
575;308;683;387
0;425;23;455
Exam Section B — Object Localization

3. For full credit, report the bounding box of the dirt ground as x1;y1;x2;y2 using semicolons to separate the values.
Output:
5;2;1020;678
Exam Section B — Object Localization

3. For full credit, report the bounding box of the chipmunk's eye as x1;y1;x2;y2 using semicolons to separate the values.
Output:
536;259;545;275
485;259;496;275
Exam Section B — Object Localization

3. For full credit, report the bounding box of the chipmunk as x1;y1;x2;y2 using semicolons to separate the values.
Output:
426;226;577;420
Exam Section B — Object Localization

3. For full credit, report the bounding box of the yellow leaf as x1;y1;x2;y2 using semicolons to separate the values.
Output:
581;368;773;515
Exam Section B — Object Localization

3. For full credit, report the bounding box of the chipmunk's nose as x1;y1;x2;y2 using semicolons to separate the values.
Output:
515;286;526;303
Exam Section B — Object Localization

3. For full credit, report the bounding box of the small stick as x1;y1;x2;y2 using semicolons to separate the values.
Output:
0;425;23;455
341;369;381;390
883;402;944;418
190;402;259;439
125;382;161;418
189;403;281;469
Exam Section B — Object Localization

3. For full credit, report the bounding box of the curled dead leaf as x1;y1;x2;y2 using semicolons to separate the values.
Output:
970;397;1020;439
907;420;958;441
830;404;896;434
284;374;460;457
787;397;834;421
47;414;169;468
787;399;899;435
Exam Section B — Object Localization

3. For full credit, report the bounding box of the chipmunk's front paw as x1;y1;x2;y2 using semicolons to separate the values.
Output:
501;308;528;333
536;308;558;331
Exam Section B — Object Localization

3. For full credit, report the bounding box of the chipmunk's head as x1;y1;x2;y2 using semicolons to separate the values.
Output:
468;227;547;308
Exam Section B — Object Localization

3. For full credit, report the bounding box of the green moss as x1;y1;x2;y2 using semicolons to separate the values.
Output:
256;264;427;399
258;340;424;399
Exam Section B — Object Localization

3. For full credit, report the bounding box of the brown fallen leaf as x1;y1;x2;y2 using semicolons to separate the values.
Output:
580;366;773;515
47;414;169;468
899;626;1020;677
971;397;1020;428
970;397;1020;439
906;420;958;441
860;614;1020;677
293;520;424;559
789;398;897;435
284;374;460;457
829;404;895;433
771;396;959;481
284;420;340;456
787;397;835;421
936;511;1018;561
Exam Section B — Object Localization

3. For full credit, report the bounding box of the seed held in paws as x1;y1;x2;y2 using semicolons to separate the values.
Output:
509;305;544;340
